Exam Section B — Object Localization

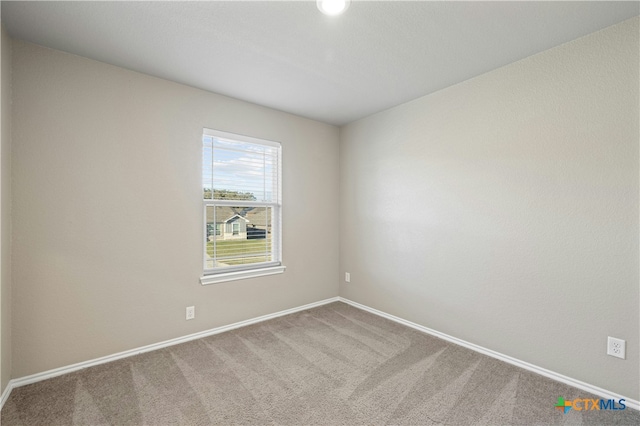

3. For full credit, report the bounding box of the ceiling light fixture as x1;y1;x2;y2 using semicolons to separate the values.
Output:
317;0;350;16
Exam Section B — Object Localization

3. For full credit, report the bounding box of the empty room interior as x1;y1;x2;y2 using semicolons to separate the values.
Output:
0;1;639;424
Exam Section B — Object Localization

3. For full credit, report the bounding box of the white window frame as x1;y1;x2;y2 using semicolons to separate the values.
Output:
200;128;285;285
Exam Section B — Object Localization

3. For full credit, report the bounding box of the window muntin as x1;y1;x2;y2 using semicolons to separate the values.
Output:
202;129;281;275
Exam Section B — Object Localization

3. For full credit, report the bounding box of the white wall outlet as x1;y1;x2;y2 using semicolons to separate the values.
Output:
186;306;195;320
607;336;625;359
345;272;351;283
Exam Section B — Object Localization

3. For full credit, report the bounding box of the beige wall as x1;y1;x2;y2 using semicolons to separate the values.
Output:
1;23;12;394
340;18;639;400
10;40;340;378
5;15;638;404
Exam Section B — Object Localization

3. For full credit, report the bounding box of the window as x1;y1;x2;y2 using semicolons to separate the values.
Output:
201;129;284;284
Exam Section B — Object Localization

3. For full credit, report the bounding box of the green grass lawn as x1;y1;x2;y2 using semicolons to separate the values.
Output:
207;238;272;265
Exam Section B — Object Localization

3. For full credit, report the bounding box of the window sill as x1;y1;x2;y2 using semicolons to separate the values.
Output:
200;265;286;285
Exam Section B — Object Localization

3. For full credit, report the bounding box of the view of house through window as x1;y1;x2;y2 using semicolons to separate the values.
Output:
202;129;281;274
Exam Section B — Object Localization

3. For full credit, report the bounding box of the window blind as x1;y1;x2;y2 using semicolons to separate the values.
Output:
202;129;282;275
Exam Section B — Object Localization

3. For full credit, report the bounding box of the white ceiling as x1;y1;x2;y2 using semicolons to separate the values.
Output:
2;1;638;126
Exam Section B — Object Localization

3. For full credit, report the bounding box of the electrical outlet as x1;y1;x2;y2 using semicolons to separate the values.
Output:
186;306;195;320
607;336;625;359
345;272;351;283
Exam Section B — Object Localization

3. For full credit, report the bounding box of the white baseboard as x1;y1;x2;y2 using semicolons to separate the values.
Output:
338;297;639;411
2;295;637;413
0;381;13;409
0;296;340;410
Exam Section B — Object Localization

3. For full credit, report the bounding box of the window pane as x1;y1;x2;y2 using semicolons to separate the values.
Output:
207;138;279;202
203;129;281;276
205;205;273;269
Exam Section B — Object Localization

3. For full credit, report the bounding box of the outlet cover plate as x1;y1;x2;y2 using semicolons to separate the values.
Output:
186;306;195;320
607;336;625;359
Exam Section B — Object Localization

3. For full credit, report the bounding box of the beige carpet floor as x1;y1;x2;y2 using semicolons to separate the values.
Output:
1;302;638;425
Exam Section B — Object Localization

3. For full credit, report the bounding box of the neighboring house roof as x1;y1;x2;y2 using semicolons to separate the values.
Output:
206;206;270;228
245;209;270;228
223;214;249;223
206;206;233;224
